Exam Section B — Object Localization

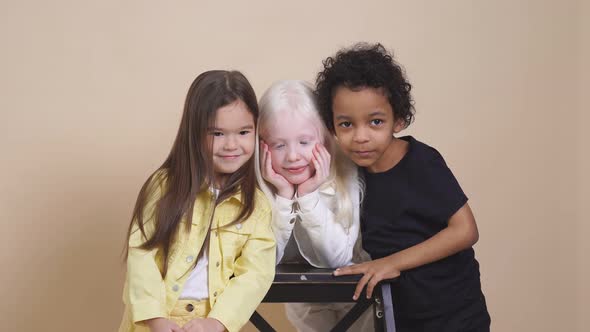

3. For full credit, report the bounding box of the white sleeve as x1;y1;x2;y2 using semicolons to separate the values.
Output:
271;195;296;264
292;183;360;268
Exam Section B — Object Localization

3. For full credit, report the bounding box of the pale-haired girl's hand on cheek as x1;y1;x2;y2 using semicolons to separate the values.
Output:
144;317;185;332
261;142;295;199
297;143;331;197
183;318;225;332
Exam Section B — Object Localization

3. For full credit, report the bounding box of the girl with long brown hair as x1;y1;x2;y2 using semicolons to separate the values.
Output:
118;70;275;332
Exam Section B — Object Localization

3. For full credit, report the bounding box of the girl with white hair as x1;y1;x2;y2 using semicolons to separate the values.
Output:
255;80;372;331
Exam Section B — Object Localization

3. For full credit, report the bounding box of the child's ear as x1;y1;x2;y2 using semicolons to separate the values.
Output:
393;118;405;134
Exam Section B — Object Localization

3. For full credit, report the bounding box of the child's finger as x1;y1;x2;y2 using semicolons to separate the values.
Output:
260;158;266;176
264;150;274;176
322;148;331;170
316;144;331;174
172;323;186;332
365;275;381;299
317;143;330;161
313;148;328;180
315;147;325;169
260;145;268;169
353;273;371;300
311;153;322;179
333;263;360;276
317;144;330;162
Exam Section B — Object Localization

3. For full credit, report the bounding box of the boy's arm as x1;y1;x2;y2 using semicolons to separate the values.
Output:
334;203;478;299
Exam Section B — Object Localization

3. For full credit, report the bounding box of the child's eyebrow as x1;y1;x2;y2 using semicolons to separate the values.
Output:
335;111;386;120
265;137;286;143
368;111;387;117
208;125;254;131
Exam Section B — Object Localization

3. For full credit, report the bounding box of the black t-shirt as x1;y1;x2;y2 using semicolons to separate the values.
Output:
361;136;486;319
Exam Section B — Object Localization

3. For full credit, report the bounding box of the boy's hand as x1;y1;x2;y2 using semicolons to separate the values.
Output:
260;142;295;199
297;144;331;197
144;317;185;332
333;256;401;300
183;318;225;332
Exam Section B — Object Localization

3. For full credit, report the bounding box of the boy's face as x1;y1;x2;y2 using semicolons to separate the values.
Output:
332;87;403;171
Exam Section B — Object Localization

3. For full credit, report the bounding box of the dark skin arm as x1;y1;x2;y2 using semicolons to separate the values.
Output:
334;203;479;300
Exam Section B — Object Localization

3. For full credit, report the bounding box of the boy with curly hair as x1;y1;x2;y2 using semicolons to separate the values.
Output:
316;43;491;332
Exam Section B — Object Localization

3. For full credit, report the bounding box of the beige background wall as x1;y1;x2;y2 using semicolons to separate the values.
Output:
576;0;589;330
1;1;587;331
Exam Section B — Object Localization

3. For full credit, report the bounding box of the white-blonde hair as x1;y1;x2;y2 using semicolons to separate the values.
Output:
255;80;360;231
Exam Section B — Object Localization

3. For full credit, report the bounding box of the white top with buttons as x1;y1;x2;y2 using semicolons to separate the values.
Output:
178;188;221;300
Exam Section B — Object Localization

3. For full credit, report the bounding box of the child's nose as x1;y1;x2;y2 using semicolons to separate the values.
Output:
286;148;300;162
224;136;238;150
352;127;370;143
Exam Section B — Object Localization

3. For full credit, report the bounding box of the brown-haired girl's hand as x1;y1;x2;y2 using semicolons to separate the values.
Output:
297;143;331;197
183;317;225;332
144;317;185;332
261;141;295;199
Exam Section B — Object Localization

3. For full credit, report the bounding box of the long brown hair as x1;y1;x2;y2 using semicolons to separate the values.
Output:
125;70;259;276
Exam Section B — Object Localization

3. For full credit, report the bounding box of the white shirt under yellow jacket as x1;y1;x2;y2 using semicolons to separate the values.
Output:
118;178;276;332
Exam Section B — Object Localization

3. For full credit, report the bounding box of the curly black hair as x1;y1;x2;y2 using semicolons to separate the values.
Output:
315;43;415;132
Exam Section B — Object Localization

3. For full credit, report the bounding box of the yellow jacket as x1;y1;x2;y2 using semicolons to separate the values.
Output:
119;179;275;332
